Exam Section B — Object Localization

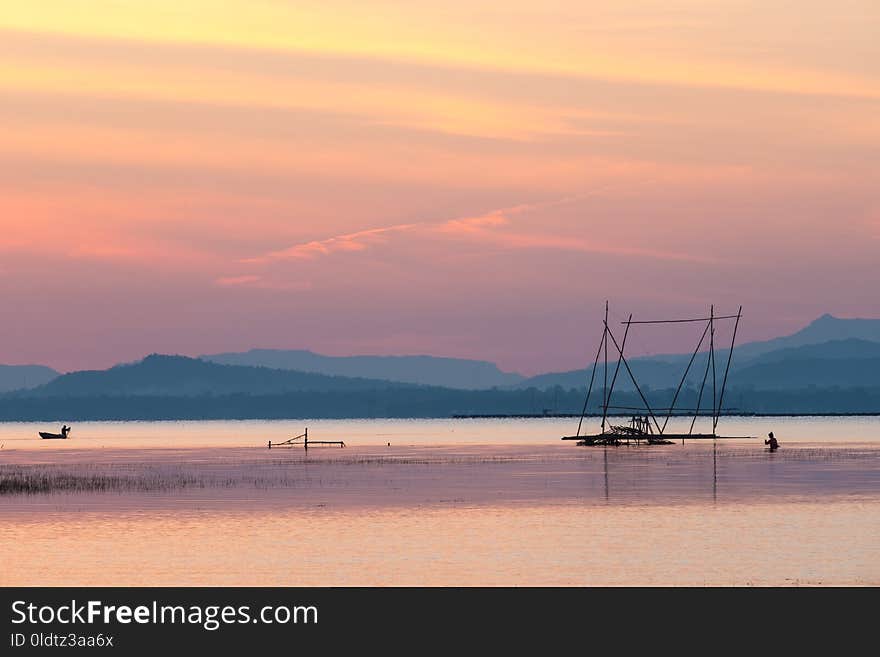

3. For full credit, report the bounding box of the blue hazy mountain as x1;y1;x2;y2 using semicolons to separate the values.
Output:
0;364;59;393
515;315;880;392
200;349;524;389
735;314;880;361
3;314;879;422
517;359;690;392
746;338;880;363
729;358;880;390
616;314;880;366
18;354;415;398
723;338;880;390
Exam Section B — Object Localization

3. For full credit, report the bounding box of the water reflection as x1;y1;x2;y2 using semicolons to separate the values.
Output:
2;428;880;586
1;415;878;450
3;441;880;508
2;499;877;586
714;440;717;502
604;446;609;501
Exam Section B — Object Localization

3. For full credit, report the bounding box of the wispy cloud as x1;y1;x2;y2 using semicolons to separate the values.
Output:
215;274;262;286
227;194;711;289
432;201;709;263
479;231;708;262
243;223;419;263
62;238;218;268
437;212;508;234
214;274;312;290
240;198;571;266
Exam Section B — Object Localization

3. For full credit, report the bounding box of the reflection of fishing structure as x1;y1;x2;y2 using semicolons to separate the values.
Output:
268;427;345;450
598;440;721;502
563;302;756;446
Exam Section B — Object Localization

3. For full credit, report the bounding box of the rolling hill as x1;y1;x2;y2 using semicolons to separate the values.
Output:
0;364;59;393
15;354;415;398
515;317;880;392
200;349;524;389
734;314;880;361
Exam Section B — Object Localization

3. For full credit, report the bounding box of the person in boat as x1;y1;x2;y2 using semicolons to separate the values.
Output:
61;425;71;438
765;431;778;451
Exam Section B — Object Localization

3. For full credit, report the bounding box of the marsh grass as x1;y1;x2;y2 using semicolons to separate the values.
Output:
0;465;202;495
2;445;876;498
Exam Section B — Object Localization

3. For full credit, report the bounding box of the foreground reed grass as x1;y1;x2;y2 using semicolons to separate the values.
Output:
2;445;878;500
0;466;201;495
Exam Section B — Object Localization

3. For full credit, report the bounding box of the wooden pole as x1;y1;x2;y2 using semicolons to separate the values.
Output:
604;324;662;434
621;315;739;324
714;306;742;432
690;317;714;436
576;324;606;437
710;305;717;424
601;314;632;433
661;320;711;434
603;300;608;434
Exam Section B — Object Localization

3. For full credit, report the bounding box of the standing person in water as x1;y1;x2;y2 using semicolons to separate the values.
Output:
765;431;779;451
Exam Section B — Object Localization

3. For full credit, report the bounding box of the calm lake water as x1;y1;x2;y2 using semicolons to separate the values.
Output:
1;415;878;449
1;416;879;585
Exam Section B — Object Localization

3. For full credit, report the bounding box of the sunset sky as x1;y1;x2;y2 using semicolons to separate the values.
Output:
1;1;878;374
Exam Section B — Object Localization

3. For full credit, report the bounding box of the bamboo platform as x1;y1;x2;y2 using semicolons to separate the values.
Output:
562;433;756;446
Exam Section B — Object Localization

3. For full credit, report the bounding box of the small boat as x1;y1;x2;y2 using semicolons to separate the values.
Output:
39;431;68;439
39;425;71;440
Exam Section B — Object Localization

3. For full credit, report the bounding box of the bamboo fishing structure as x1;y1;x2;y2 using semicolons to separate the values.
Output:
563;303;755;446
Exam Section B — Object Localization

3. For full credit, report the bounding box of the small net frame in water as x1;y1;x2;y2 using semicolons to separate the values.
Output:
268;428;345;449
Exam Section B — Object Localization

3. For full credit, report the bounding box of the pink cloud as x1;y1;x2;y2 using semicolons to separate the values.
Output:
244;224;419;263
60;239;222;269
485;231;711;263
437;213;508;234
67;244;139;259
229;195;713;287
430;200;712;263
240;197;584;265
214;274;312;290
215;274;263;286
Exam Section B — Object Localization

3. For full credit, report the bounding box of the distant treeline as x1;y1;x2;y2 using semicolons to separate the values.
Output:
1;386;879;421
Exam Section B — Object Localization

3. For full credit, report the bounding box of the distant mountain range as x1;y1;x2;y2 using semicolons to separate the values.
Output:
514;316;880;392
735;313;880;361
0;365;59;393
14;354;414;398
749;337;880;363
200;349;524;389
517;339;880;392
1;314;879;419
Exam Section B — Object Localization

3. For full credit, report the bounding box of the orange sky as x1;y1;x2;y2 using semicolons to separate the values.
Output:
1;1;878;373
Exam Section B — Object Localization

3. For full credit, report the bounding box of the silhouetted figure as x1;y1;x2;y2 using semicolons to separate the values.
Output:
765;431;779;451
61;425;70;438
